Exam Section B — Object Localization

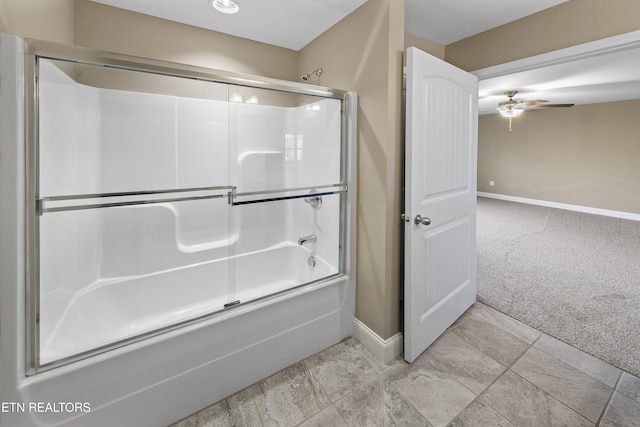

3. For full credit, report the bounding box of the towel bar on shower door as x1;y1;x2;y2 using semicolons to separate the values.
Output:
36;185;233;215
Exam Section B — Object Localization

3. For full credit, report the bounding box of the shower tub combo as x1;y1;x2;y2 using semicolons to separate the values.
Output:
0;35;357;426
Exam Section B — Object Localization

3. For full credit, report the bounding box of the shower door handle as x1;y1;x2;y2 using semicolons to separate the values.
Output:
414;214;431;226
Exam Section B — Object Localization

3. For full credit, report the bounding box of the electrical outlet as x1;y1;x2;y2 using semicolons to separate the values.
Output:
489;180;495;187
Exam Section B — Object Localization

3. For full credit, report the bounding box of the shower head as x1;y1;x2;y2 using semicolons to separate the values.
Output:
301;68;322;82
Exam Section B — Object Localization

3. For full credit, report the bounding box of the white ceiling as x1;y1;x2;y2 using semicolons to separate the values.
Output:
90;0;368;51
91;0;568;50
475;32;640;114
90;0;640;111
405;0;568;45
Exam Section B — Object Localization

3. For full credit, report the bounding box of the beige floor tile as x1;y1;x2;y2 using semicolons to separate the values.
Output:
451;313;531;366
252;362;330;426
172;384;264;427
472;302;542;344
480;370;594;427
511;347;612;423
421;330;506;394
449;399;515;427
297;406;347;427
333;376;430;426
600;391;640;427
534;333;621;388
224;383;265;426
617;371;640;403
302;337;382;402
391;358;476;427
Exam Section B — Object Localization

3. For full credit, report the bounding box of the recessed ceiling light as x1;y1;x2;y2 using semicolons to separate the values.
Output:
210;0;239;14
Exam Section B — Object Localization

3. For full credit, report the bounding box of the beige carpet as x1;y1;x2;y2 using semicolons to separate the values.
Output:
477;197;640;377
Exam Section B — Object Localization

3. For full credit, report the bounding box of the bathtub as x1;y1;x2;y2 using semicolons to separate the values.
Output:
39;243;339;365
6;274;354;426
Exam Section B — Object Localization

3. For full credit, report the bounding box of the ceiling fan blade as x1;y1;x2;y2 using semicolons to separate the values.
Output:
497;91;573;112
527;103;574;108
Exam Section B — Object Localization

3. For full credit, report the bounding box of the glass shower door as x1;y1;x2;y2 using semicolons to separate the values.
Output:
36;58;233;366
32;56;348;371
228;87;345;304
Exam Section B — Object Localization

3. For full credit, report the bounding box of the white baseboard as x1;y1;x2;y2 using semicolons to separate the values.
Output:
353;318;403;364
478;192;640;222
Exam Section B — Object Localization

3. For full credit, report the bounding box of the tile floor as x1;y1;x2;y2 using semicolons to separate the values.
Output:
172;302;640;426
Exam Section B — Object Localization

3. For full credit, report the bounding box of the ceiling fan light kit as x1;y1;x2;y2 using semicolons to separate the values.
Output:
499;108;523;117
495;90;574;131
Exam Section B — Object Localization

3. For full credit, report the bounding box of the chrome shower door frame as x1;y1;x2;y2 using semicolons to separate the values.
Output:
22;37;352;375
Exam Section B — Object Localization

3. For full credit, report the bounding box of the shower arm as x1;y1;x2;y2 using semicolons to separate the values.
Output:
301;68;322;82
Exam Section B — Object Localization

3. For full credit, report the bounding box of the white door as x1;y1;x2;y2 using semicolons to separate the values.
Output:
404;47;478;363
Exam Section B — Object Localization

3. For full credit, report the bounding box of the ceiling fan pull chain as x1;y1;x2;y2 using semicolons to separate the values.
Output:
509;116;512;132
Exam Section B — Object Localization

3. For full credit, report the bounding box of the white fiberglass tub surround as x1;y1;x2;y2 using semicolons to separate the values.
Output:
40;234;339;364
0;35;357;427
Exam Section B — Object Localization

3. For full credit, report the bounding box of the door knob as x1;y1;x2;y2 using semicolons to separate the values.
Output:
414;214;431;226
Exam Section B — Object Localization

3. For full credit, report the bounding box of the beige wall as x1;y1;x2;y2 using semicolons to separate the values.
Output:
478;100;640;214
446;0;640;72
405;32;444;60
73;0;297;81
299;0;405;339
450;0;640;215
0;0;74;44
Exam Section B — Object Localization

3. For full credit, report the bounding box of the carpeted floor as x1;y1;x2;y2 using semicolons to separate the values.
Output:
477;196;640;377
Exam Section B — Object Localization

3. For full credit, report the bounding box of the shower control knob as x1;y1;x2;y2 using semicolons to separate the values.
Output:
414;214;431;226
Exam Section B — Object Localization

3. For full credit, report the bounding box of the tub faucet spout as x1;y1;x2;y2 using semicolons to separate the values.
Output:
298;234;317;245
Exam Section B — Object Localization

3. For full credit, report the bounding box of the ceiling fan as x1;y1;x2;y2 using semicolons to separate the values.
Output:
497;90;574;131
